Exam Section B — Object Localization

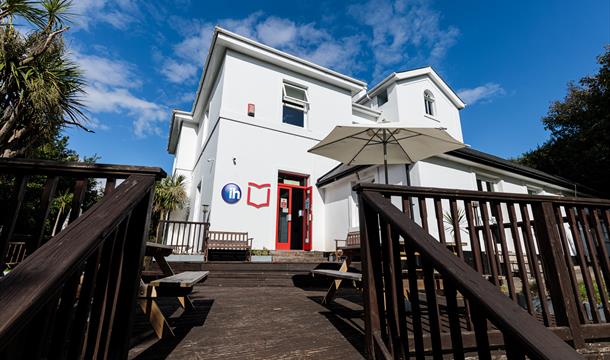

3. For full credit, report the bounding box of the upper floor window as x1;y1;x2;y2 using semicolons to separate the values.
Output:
424;90;435;116
282;82;309;127
376;90;388;107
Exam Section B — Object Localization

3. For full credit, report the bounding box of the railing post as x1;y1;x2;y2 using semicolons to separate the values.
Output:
108;178;156;358
532;201;584;348
358;190;383;359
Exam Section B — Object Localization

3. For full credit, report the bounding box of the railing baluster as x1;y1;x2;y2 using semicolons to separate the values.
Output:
379;217;406;358
444;282;464;360
104;177;117;195
480;201;500;285
406;246;425;360
0;175;29;263
433;197;446;245
67;247;103;360
418;197;429;233
465;201;484;273
358;191;388;359
86;227;120;358
422;258;442;360
492;201;516;300
532;202;585;347
554;205;588;323
567;207;600;322
68;178;88;224
48;271;82;359
471;308;491;360
507;203;534;314
590;208;610;303
449;199;464;259
32;176;59;252
578;207;610;320
520;203;551;326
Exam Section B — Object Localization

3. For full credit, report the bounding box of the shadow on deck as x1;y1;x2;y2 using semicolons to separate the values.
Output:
128;284;367;360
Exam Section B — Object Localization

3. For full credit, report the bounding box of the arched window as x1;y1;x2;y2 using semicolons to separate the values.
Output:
424;90;435;116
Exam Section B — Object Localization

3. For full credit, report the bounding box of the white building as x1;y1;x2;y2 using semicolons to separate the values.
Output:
167;27;579;253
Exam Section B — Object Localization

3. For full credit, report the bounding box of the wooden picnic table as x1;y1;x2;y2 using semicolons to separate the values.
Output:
139;242;209;338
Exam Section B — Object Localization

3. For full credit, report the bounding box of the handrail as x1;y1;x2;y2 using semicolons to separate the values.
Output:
0;158;166;266
0;158;166;179
356;183;610;206
0;175;156;359
357;188;583;359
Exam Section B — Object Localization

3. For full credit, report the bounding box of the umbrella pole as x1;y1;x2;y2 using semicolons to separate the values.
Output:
383;129;389;184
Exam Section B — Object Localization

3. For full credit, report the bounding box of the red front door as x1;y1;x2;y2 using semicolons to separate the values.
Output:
275;184;313;250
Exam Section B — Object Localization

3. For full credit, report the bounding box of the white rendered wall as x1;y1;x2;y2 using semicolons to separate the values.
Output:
218;50;355;139
394;77;463;142
207;119;339;250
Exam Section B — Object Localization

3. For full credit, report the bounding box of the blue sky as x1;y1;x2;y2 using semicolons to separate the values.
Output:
61;0;609;172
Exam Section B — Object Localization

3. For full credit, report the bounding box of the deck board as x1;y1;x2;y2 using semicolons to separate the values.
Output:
129;285;366;359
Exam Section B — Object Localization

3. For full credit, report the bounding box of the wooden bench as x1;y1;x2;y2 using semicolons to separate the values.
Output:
4;242;27;269
139;242;209;338
205;231;253;261
334;231;360;258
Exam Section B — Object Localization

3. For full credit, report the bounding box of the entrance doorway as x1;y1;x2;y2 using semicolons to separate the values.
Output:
276;172;312;251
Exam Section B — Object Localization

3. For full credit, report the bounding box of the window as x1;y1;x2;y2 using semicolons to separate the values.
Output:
282;82;309;127
377;90;388;106
476;178;495;192
424;90;435;116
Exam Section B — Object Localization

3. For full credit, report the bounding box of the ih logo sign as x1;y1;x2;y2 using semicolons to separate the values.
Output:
221;183;242;204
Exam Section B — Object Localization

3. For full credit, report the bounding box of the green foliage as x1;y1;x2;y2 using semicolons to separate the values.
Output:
0;133;100;243
516;47;610;197
250;248;271;256
578;281;606;304
0;0;88;158
154;175;188;220
443;208;468;236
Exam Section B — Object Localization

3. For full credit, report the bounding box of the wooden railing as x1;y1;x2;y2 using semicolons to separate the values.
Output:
156;220;209;255
355;184;607;359
0;158;165;268
0;174;158;359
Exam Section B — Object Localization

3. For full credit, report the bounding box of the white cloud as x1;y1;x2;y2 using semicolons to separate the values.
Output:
73;52;141;88
84;85;166;136
73;50;167;136
161;13;364;84
72;0;139;30
348;0;459;80
458;83;506;105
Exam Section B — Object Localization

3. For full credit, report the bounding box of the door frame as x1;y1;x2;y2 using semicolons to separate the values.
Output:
275;182;312;251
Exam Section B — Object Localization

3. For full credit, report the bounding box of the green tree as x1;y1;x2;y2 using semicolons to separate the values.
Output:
0;0;88;158
517;47;610;197
154;175;188;221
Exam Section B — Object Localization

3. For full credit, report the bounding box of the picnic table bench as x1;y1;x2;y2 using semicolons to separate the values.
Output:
139;242;209;338
205;231;253;261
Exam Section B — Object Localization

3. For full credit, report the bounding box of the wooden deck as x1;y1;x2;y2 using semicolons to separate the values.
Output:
128;284;366;359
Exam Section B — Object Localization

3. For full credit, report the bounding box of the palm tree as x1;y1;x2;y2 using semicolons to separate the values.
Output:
0;0;88;158
51;189;72;236
154;175;188;221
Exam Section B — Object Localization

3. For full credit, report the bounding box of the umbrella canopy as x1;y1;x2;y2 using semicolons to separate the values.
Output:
308;123;466;183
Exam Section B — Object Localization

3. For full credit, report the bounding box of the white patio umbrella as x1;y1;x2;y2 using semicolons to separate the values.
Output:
308;123;466;184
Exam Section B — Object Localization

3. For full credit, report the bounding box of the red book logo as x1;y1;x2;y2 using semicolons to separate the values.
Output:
247;182;270;208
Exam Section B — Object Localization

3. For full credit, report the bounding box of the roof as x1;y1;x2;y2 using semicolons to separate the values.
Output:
167;110;195;154
359;66;466;109
316;147;586;192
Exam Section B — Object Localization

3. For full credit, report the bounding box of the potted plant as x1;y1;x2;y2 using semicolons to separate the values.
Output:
250;248;272;262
